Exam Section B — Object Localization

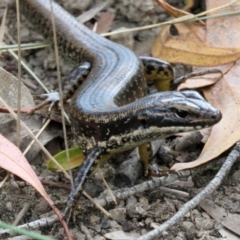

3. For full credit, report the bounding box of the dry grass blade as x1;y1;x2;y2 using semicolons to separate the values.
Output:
102;0;239;37
48;0;72;186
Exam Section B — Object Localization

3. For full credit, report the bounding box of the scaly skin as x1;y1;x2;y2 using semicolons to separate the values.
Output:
20;0;222;220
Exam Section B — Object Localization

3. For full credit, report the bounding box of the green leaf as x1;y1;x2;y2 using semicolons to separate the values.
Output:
47;147;84;171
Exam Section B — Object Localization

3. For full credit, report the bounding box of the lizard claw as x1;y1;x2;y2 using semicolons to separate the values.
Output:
29;92;60;114
63;200;76;223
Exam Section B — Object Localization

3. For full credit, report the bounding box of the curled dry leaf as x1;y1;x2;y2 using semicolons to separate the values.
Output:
0;133;54;206
156;0;205;24
177;71;223;91
157;0;190;18
0;133;70;234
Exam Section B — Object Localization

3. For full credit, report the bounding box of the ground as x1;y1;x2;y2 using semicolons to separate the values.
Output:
0;0;240;239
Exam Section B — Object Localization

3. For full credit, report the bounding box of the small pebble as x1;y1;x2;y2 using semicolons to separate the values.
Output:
89;215;100;225
101;219;110;229
214;222;222;230
191;209;201;218
140;228;148;235
181;221;195;232
93;235;105;240
145;217;152;226
185;227;197;240
110;220;122;231
139;196;148;205
122;220;135;232
232;169;240;184
17;181;26;187
196;231;204;238
202;212;210;219
184;211;190;218
174;237;184;240
20;28;30;39
126;196;137;208
109;207;126;223
76;232;86;240
162;231;169;237
33;200;48;214
6;202;12;211
177;231;186;238
195;217;214;230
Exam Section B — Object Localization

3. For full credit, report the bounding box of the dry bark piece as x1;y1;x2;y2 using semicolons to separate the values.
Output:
115;152;143;187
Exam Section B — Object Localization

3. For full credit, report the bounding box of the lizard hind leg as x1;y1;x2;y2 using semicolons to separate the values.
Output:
63;147;102;221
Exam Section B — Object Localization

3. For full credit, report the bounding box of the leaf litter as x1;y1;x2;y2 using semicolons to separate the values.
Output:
1;0;240;239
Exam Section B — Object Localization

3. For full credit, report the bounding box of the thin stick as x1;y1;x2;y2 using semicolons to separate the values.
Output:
138;142;240;240
97;165;117;205
83;190;111;218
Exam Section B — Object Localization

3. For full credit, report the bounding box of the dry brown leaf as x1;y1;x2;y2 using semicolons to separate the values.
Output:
77;1;109;23
175;151;189;163
153;0;240;67
200;199;240;236
152;25;240;66
157;0;206;40
167;0;240;171
218;229;240;240
0;133;54;205
0;133;71;235
177;71;222;90
96;12;115;34
200;128;213;144
183;0;196;12
157;0;192;18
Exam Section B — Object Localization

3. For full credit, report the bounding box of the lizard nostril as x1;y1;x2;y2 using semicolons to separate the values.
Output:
211;111;222;122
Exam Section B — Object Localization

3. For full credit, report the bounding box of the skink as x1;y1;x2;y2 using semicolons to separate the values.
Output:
20;0;222;219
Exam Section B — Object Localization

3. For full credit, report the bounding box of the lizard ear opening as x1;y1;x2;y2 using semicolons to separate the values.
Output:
137;114;149;129
141;119;148;129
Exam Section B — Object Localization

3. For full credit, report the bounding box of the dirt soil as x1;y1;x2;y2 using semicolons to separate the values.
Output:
1;0;240;239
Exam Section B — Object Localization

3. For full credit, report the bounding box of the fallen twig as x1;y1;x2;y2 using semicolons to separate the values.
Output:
137;142;240;240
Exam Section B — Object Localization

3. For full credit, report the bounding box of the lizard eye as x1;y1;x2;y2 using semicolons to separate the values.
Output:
174;109;189;119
